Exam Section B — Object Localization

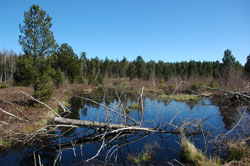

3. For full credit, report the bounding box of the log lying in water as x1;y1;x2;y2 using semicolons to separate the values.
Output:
54;117;129;129
54;117;159;133
54;117;200;135
53;117;201;151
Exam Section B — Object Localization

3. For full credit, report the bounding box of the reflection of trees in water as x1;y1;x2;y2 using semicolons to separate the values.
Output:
185;101;199;110
68;87;140;120
20;146;56;166
82;107;88;116
211;97;241;130
218;105;239;130
247;106;250;114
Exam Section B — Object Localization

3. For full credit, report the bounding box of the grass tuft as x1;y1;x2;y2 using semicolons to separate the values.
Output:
0;139;11;149
226;140;250;165
128;103;140;110
181;137;222;166
158;94;200;102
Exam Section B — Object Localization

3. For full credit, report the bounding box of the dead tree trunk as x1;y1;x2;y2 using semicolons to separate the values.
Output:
54;117;128;129
203;86;250;99
53;117;200;135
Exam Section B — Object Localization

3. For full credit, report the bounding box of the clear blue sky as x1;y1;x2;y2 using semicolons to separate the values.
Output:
0;0;249;64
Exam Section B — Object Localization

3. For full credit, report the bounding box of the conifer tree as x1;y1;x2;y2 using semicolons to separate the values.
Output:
19;5;57;101
57;43;80;83
222;49;236;72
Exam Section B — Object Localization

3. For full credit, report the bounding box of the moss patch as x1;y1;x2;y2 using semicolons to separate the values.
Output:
158;94;200;102
0;83;9;89
0;139;11;149
128;103;140;110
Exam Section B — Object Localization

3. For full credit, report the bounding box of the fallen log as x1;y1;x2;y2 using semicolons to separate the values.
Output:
54;117;129;129
53;117;202;152
54;117;200;135
203;86;250;100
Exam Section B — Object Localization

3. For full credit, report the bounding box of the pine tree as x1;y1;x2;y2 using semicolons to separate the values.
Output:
127;63;136;80
222;49;236;72
57;43;80;83
135;56;146;79
19;5;57;101
14;54;34;86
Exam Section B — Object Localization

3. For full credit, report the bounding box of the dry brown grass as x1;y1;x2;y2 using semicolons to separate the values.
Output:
181;137;222;166
225;139;250;166
0;84;86;148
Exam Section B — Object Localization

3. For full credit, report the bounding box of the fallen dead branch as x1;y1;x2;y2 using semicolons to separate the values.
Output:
54;117;200;135
0;97;31;122
203;86;250;100
19;91;61;117
54;117;129;129
0;106;23;121
3;124;78;146
0;120;8;125
53;97;70;113
214;107;247;143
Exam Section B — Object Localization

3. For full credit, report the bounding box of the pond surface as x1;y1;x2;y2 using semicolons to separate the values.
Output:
0;92;249;165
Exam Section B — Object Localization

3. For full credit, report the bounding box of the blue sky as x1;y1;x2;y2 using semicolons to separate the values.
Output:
0;0;249;64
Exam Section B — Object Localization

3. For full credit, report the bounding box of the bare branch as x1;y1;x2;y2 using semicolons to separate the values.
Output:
33;151;37;166
203;86;250;99
53;97;70;113
0;98;32;122
0;120;8;125
0;106;23;121
223;107;247;137
19;91;61;117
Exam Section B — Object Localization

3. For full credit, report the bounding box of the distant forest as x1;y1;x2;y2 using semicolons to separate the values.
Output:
1;4;250;102
0;46;249;86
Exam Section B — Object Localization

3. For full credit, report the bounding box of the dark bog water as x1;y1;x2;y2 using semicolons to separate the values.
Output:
0;93;249;165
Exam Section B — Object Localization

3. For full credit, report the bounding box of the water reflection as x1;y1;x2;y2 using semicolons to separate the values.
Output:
211;96;248;130
20;147;56;166
1;91;249;166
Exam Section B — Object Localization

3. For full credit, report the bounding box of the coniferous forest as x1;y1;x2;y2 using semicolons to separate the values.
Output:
1;44;250;100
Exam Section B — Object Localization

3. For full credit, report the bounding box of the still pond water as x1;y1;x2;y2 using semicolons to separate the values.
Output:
0;92;249;165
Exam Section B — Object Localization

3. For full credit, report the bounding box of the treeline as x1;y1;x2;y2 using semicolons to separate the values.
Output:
1;4;250;102
54;47;247;84
1;47;249;87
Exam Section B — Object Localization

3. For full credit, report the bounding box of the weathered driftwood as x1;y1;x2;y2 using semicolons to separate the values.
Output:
203;86;250;99
54;117;200;135
54;117;136;129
